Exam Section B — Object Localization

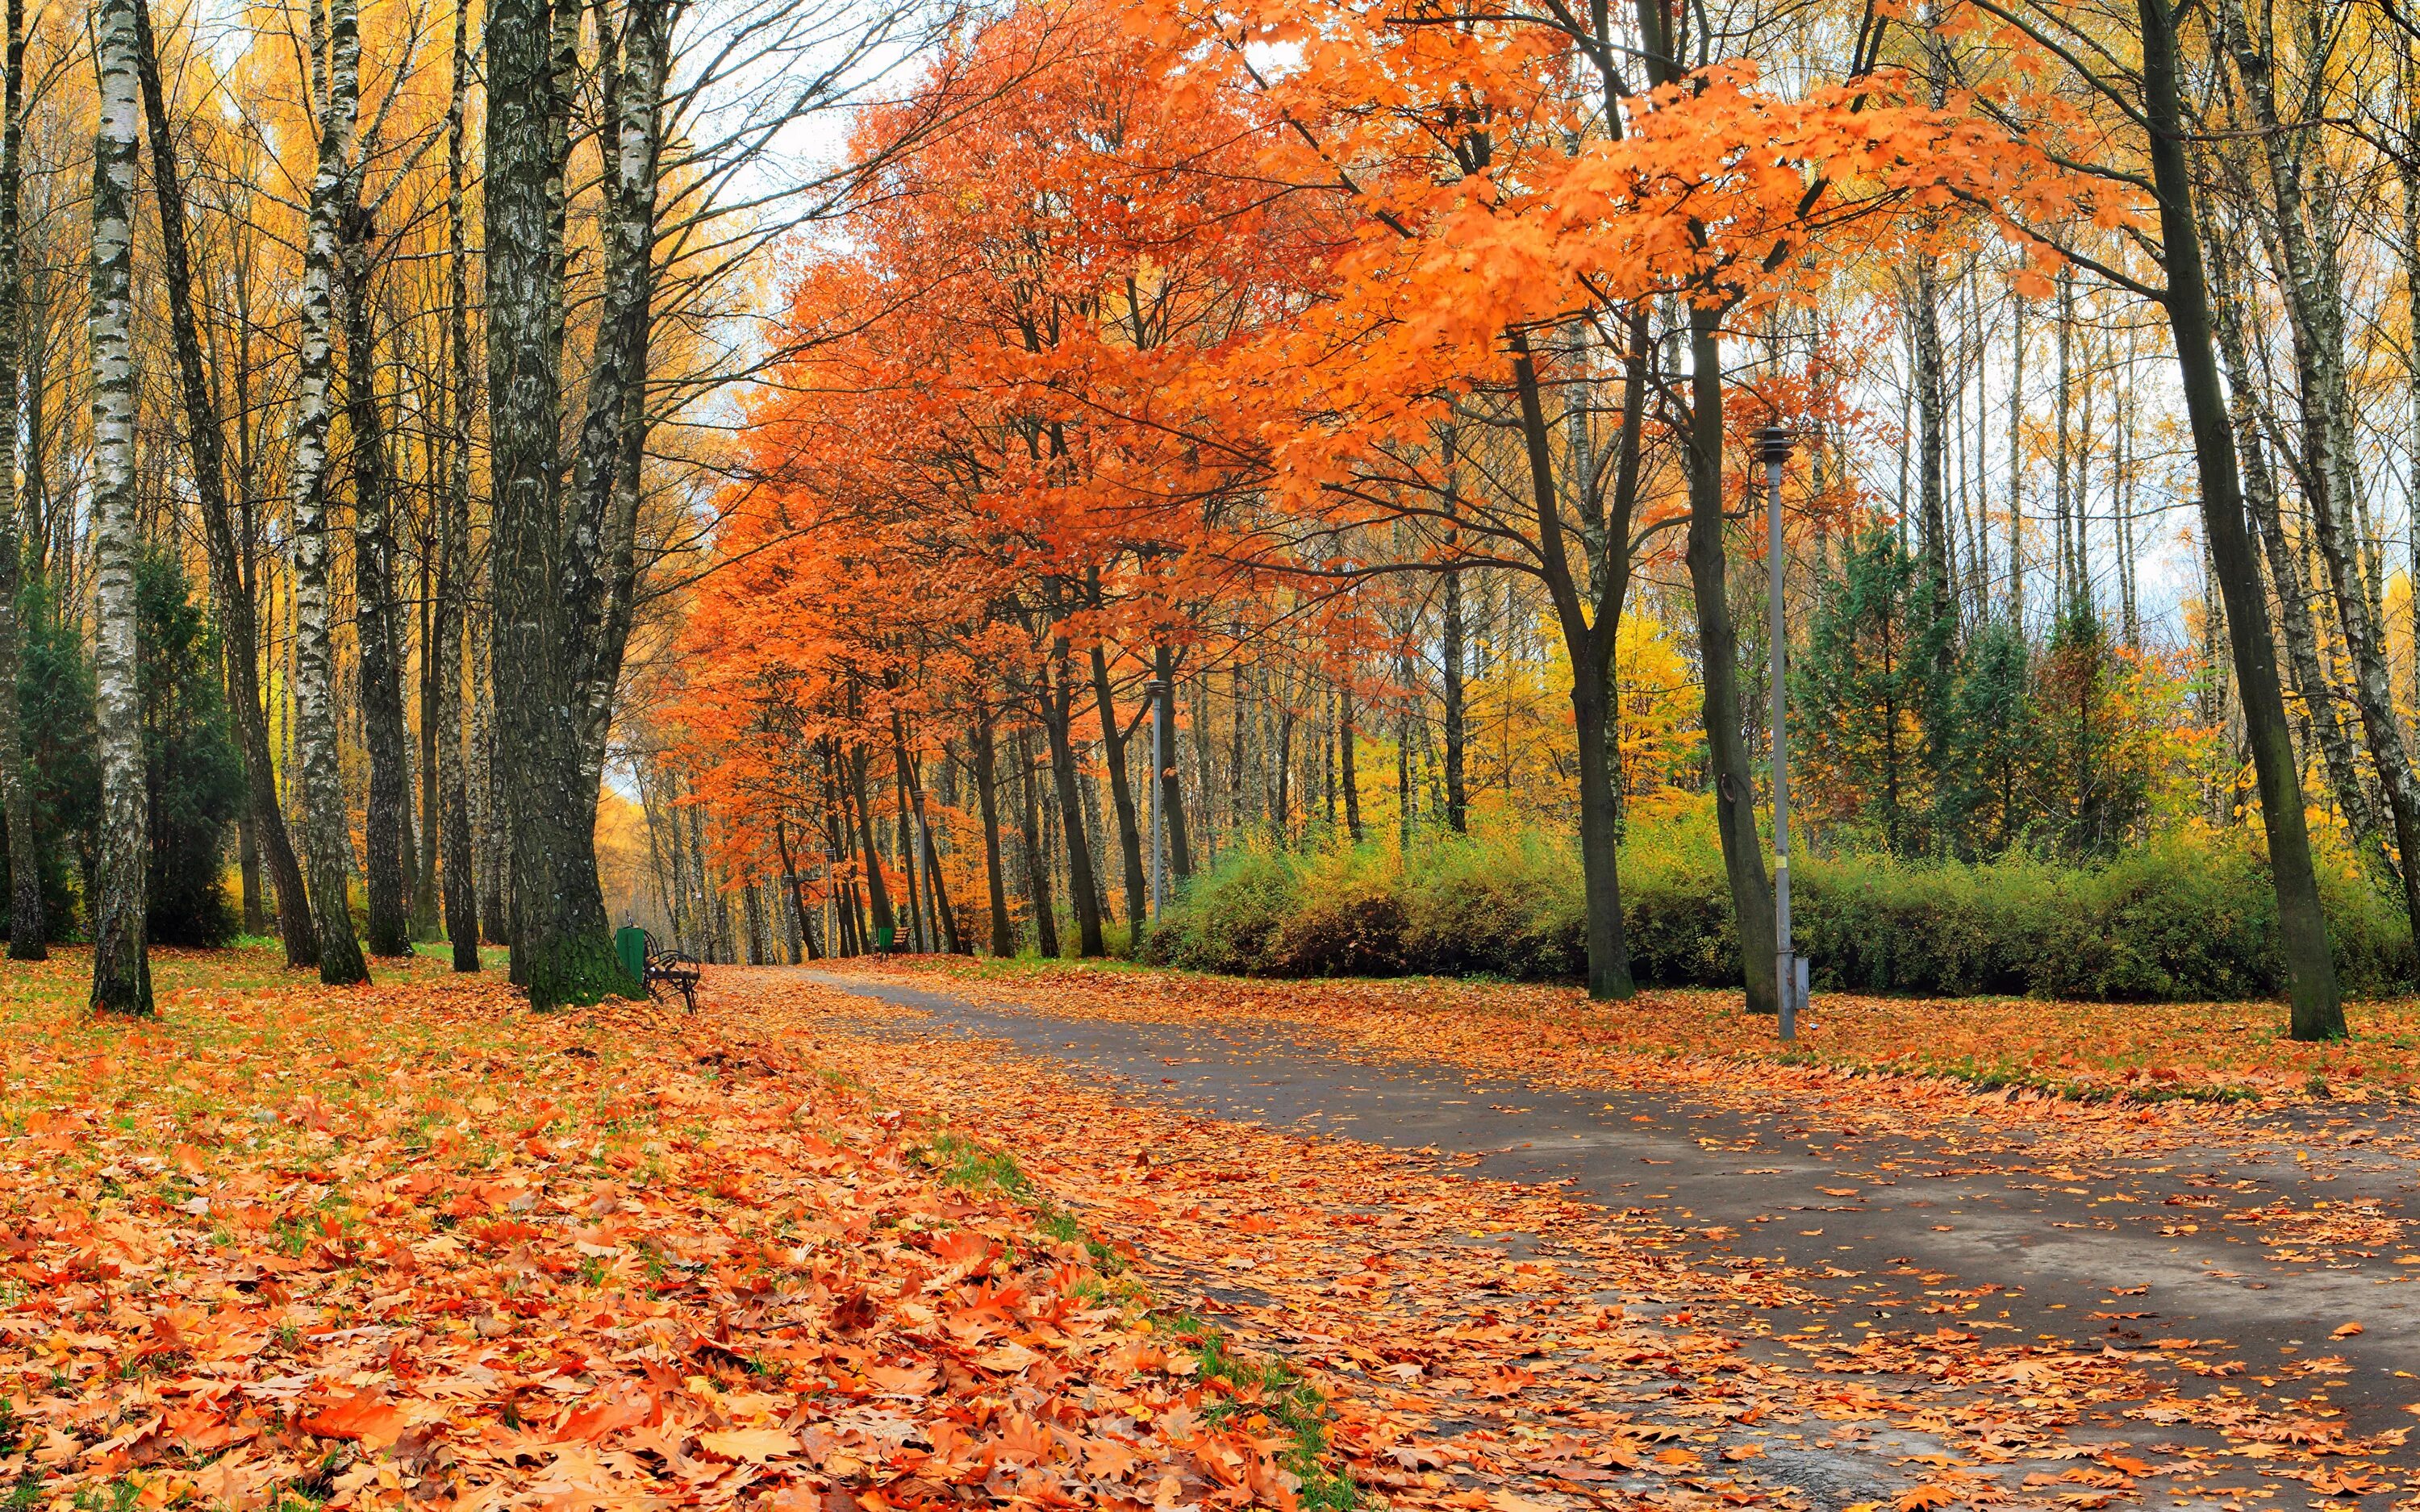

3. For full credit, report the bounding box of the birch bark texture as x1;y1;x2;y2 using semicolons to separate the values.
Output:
86;0;149;1013
288;0;370;985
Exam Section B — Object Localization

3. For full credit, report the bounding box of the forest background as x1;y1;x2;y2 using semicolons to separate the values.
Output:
5;0;2420;1029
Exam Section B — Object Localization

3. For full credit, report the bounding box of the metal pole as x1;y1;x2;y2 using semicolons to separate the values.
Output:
1147;677;1169;919
1763;424;1798;1042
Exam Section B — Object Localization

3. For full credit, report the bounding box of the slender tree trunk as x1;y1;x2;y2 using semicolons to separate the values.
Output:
286;0;369;986
86;0;151;1012
473;604;510;943
742;880;766;965
346;203;411;958
2223;0;2420;953
2206;233;2380;856
2008;292;2026;628
1508;331;1634;999
132;0;314;968
972;710;1015;956
1039;652;1104;956
1153;646;1193;880
774;817;810;962
2138;0;2341;1037
846;742;895;939
1014;725;1058;958
0;0;39;960
1683;309;1777;1014
1088;635;1148;939
1340;673;1363;843
1441;566;1468;833
439;0;478;972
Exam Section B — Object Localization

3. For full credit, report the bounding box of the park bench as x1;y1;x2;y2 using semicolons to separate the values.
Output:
620;924;707;1006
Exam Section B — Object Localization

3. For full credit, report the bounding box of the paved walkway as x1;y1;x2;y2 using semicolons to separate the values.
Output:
801;968;2420;1504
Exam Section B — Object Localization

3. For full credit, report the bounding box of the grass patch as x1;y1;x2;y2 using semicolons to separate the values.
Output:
1156;1312;1355;1511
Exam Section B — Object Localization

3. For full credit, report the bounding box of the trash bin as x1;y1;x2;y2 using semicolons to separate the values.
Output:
615;925;647;985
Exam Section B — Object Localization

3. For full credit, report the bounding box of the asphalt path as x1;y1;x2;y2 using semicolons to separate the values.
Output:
800;968;2420;1504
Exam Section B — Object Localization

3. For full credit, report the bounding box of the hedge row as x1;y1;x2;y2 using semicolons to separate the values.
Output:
1137;824;2416;1001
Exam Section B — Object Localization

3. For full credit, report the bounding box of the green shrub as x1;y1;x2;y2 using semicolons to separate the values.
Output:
1141;820;2415;1001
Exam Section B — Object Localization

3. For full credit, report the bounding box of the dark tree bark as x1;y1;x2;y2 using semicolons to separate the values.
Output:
485;0;637;1005
131;0;315;968
1681;309;1778;1015
345;202;411;959
1441;564;1468;834
1153;646;1193;881
1339;673;1363;843
438;0;478;972
1088;634;1148;939
1508;330;1636;1002
2134;0;2341;1038
1014;725;1058;959
972;710;1015;956
0;0;40;960
845;740;896;939
1035;640;1105;956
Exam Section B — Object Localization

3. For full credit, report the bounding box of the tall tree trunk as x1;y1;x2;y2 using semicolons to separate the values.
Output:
1683;309;1777;1014
2008;292;2025;627
2205;234;2381;856
1014;725;1058;958
132;0;314;968
846;742;895;939
0;0;39;960
473;603;510;943
774;817;811;961
568;0;670;791
346;204;411;958
86;0;151;1013
2222;0;2420;956
439;0;478;972
1038;650;1105;956
486;0;631;1005
1153;646;1193;880
972;710;1014;956
286;0;369;986
1441;565;1468;833
1508;331;1634;1000
2137;0;2341;1038
1339;672;1363;843
1088;633;1148;940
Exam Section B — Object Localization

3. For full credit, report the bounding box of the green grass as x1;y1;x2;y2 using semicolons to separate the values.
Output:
1156;1312;1356;1511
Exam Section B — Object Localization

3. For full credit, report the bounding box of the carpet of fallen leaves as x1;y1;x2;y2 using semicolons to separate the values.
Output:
0;949;1329;1512
11;947;2420;1512
859;960;2420;1107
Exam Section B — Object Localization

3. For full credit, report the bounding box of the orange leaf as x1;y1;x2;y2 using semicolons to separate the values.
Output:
299;1391;410;1449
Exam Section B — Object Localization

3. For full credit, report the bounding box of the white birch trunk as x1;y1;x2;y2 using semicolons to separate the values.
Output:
287;0;369;984
86;0;148;1012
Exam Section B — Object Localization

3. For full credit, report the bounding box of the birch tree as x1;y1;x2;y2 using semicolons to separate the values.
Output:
86;0;148;1014
289;0;370;986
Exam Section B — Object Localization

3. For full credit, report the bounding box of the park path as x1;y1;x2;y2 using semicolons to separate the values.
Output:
741;965;2420;1509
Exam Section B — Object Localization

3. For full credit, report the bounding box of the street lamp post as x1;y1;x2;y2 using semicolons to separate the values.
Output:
1762;424;1804;1042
